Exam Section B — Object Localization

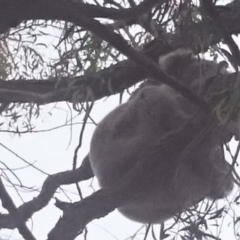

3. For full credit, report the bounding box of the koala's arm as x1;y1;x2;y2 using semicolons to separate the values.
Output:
80;155;94;179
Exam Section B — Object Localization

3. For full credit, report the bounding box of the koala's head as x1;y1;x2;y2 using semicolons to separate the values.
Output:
158;48;194;77
158;48;227;92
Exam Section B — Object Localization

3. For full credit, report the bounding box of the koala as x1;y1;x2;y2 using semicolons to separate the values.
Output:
158;48;228;93
89;49;234;224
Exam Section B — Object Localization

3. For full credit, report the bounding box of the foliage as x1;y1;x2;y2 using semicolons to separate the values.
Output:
0;0;239;240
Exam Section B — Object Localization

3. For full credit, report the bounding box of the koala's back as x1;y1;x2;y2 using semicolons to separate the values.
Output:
89;85;186;187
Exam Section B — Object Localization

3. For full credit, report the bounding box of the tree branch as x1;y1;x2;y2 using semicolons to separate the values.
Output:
201;0;240;66
0;178;37;240
0;41;172;104
0;155;93;229
0;0;161;34
0;1;239;106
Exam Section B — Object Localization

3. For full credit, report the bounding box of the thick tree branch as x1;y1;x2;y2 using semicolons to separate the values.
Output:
0;0;160;33
201;0;240;66
3;2;212;115
0;178;37;240
0;155;93;229
55;14;213;115
0;52;237;108
0;41;172;104
0;62;151;104
0;0;239;41
68;0;160;20
0;1;239;106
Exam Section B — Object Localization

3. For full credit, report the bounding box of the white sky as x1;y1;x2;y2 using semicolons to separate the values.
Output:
0;2;240;239
0;96;153;240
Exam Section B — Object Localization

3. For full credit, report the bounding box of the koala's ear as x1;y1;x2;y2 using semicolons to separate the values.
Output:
183;49;194;61
158;48;194;74
175;48;193;57
181;50;194;66
218;61;228;74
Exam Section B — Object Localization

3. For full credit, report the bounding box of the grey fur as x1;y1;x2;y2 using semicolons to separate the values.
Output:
89;49;234;223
